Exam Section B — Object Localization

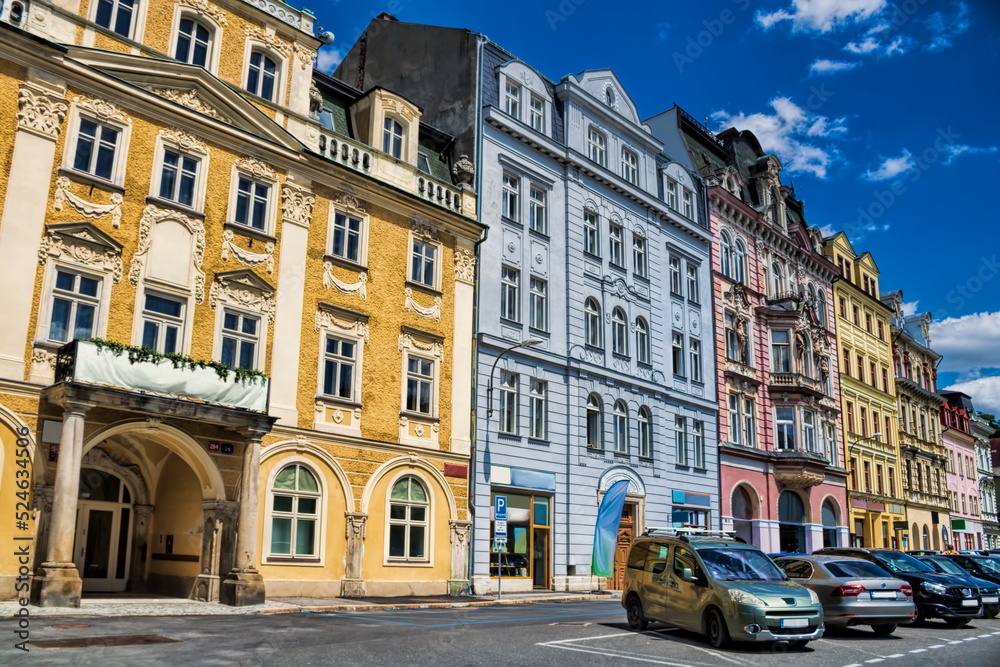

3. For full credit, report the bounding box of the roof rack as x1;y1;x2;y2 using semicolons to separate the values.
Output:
643;526;738;538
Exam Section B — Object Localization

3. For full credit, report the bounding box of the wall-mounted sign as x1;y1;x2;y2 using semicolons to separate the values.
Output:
207;442;235;455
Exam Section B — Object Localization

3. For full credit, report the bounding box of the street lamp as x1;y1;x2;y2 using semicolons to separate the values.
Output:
848;432;883;548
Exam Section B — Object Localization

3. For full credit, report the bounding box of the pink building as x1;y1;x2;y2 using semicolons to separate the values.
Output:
941;392;984;550
676;117;847;553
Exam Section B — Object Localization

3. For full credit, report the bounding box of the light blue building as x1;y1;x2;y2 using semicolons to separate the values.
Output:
338;18;718;593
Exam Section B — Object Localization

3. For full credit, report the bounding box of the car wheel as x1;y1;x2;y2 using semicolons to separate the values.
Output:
913;607;926;625
626;595;648;631
985;605;1000;619
705;608;732;649
870;623;897;636
945;618;971;628
787;639;809;649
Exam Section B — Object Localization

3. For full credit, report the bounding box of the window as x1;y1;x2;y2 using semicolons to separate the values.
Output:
852;305;860;326
817;290;827;324
771;261;786;297
689;339;702;383
635;317;650;364
846;401;855;434
410;239;437;288
669;256;681;295
382;117;404;158
771;330;791;373
686;264;699;303
870;361;878;389
158;149;199;207
529;186;546;233
672;331;684;377
529;277;547;331
724;311;746;363
865;312;873;334
744;398;757;448
94;0;135;37
322;336;356;400
583;210;599;256
693;421;705;468
72;117;120;181
220;310;259;370
529;95;545;132
728;394;741;445
613;400;628;454
733;238;747;284
498;371;518;435
609;223;624;267
586;393;602;449
638;407;651;458
331;211;364;263
502;172;520;221
633;235;647;278
175;18;211;68
776;407;796;450
826;423;837;466
48;269;101;343
500;267;520;322
839;297;847;318
612;308;628;356
587;127;606;166
140;292;184;354
529;379;547;440
246;51;277;101
405;355;434;415
584;298;601;347
877;320;885;341
504;80;521;117
675;416;688;465
268;465;319;557
720;230;733;277
666;178;678;210
388;477;428;561
803;410;816;452
621;149;638;185
234;175;271;230
682;189;693;219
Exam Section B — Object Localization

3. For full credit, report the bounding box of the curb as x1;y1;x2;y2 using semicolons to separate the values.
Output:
275;593;621;615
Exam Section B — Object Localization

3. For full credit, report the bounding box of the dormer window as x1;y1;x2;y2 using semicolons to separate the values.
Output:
382;117;403;158
529;95;545;133
504;80;521;118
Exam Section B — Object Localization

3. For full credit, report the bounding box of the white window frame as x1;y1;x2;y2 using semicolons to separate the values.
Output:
498;370;519;435
776;407;796;450
529;94;546;133
613;400;628;454
682;188;694;219
583;209;600;256
586;393;603;449
669;256;682;295
529;277;547;332
609;222;625;267
169;10;221;73
666;178;678;210
584;298;602;348
136;288;188;354
404;352;436;417
314;308;367;435
529;378;547;440
676;416;688;466
90;0;143;40
243;46;284;104
150;133;209;213
320;334;359;401
633;234;647;278
218;307;261;371
621;148;638;185
693;421;705;468
327;204;369;266
587;127;607;167
686;264;699;303
227;165;277;235
635;317;650;365
612;307;628;356
408;233;441;290
690;338;702;383
529;185;547;234
503;79;521;118
64;104;132;187
264;460;324;563
500;266;520;322
382;115;405;159
502;172;520;221
385;473;432;565
728;394;742;445
41;266;106;345
771;329;791;373
638;406;652;458
803;409;817;452
672;331;685;377
744;398;757;448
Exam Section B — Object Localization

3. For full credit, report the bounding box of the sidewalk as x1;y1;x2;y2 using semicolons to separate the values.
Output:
0;590;621;619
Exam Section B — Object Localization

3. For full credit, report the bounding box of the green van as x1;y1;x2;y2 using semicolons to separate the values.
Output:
621;530;824;648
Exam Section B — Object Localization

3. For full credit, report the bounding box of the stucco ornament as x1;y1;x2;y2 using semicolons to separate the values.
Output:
411;217;439;241
178;0;228;25
315;308;369;343
244;25;291;56
158;127;208;154
404;287;442;321
17;85;68;138
37;226;124;283
32;347;57;370
144;86;231;124
74;95;129;124
454;246;475;284
322;262;367;300
281;183;315;226
236;157;278;181
209;274;276;323
333;193;366;212
221;230;275;273
294;44;317;68
129;205;206;302
452;154;475;186
53;176;124;228
398;333;443;357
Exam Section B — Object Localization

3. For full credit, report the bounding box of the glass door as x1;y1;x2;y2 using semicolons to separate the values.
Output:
74;468;132;592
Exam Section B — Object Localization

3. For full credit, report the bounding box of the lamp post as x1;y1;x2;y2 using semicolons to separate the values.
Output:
847;433;883;548
484;338;542;599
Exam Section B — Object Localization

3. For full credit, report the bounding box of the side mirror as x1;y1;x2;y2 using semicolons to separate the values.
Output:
681;567;697;583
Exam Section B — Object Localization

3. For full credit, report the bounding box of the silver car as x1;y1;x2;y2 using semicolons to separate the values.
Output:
775;555;915;635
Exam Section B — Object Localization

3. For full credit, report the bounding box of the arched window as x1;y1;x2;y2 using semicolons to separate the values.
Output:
269;464;320;557
807;283;817;309
720;230;733;278
638;406;651;458
778;491;806;553
732;486;755;545
586;393;602;449
587;127;606;166
388;476;428;561
613;400;628;453
822;500;839;547
771;260;785;297
382;117;404;158
769;187;782;226
733;238;747;284
611;307;628;356
635;317;650;364
584;298;601;348
246;51;277;101
605;87;616;107
922;524;931;550
175;17;212;68
817;289;827;324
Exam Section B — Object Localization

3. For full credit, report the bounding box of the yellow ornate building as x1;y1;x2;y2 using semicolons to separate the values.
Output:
0;0;481;607
822;233;904;549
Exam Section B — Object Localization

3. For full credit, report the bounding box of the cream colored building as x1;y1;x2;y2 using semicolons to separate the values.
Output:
0;0;481;607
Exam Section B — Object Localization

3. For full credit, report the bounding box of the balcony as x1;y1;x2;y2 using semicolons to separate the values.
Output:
770;372;824;397
773;448;833;488
55;340;269;413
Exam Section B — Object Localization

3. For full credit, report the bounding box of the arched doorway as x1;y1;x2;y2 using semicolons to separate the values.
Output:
821;500;839;547
74;467;133;592
778;491;806;553
731;486;755;545
922;525;931;550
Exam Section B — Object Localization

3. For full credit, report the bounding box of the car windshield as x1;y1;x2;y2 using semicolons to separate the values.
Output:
971;557;1000;574
874;551;934;573
826;560;891;579
926;558;967;575
698;548;786;581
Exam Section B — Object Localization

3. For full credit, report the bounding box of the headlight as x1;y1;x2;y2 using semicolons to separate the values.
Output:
730;589;767;606
922;582;948;595
807;588;821;605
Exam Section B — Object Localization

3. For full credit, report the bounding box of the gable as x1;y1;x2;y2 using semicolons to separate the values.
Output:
574;70;640;126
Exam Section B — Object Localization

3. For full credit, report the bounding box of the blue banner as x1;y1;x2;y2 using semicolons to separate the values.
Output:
592;479;630;578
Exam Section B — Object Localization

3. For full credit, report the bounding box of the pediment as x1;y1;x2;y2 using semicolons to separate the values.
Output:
65;47;303;151
213;269;275;297
572;69;640;126
45;222;123;254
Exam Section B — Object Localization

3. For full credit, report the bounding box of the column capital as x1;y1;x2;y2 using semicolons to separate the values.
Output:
345;512;368;540
17;84;68;140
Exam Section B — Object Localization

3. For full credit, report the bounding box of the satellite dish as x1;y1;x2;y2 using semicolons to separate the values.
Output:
317;29;335;46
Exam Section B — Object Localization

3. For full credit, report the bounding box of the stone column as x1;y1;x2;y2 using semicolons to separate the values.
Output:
0;81;67;379
341;512;367;597
127;504;153;594
450;243;476;456
448;520;471;596
193;500;235;602
30;400;91;607
220;432;266;606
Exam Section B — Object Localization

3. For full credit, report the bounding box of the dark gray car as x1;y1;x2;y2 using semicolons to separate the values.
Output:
775;555;915;635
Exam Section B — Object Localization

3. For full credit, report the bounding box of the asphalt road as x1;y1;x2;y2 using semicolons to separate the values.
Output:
11;600;1000;666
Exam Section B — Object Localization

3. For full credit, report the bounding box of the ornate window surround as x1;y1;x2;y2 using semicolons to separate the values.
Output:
407;218;443;293
241;29;289;105
149;127;211;215
208;269;275;371
313;302;369;436
226;157;280;238
88;0;150;42
62;96;133;189
168;7;224;75
398;327;444;449
325;195;369;269
382;469;434;567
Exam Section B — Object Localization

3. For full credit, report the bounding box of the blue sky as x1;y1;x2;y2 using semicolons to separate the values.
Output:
310;0;1000;416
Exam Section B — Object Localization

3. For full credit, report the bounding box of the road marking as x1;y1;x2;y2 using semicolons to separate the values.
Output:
928;644;945;649
909;649;927;653
865;660;884;664
305;608;615;628
947;640;964;644
539;631;637;645
539;642;701;666
963;637;978;641
979;633;993;638
885;654;905;659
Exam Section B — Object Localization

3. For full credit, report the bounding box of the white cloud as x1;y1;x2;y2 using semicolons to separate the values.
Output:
943;144;999;165
843;35;910;57
931;312;1000;376
901;301;919;317
757;0;887;33
711;97;847;179
844;37;880;53
944;376;1000;416
809;59;859;75
862;149;915;181
926;1;971;52
316;48;343;74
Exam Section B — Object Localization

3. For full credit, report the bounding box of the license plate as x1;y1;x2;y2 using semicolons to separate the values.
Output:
962;599;979;606
871;591;896;599
780;618;809;628
983;596;999;604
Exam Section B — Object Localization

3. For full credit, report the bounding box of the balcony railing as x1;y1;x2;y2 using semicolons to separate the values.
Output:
770;372;823;393
317;131;373;175
55;340;269;413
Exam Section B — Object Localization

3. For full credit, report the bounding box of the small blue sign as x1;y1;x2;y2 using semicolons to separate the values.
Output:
495;495;507;521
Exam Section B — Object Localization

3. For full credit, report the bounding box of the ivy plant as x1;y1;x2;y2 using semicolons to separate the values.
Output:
86;338;268;386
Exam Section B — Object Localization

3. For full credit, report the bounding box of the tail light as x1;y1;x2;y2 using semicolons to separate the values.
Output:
900;584;912;597
832;584;866;597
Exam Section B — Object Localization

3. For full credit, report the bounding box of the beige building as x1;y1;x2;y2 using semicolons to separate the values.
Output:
0;0;481;607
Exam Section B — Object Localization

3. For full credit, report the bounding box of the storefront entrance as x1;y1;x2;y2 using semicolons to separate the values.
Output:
73;468;133;592
611;503;635;590
489;491;550;588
